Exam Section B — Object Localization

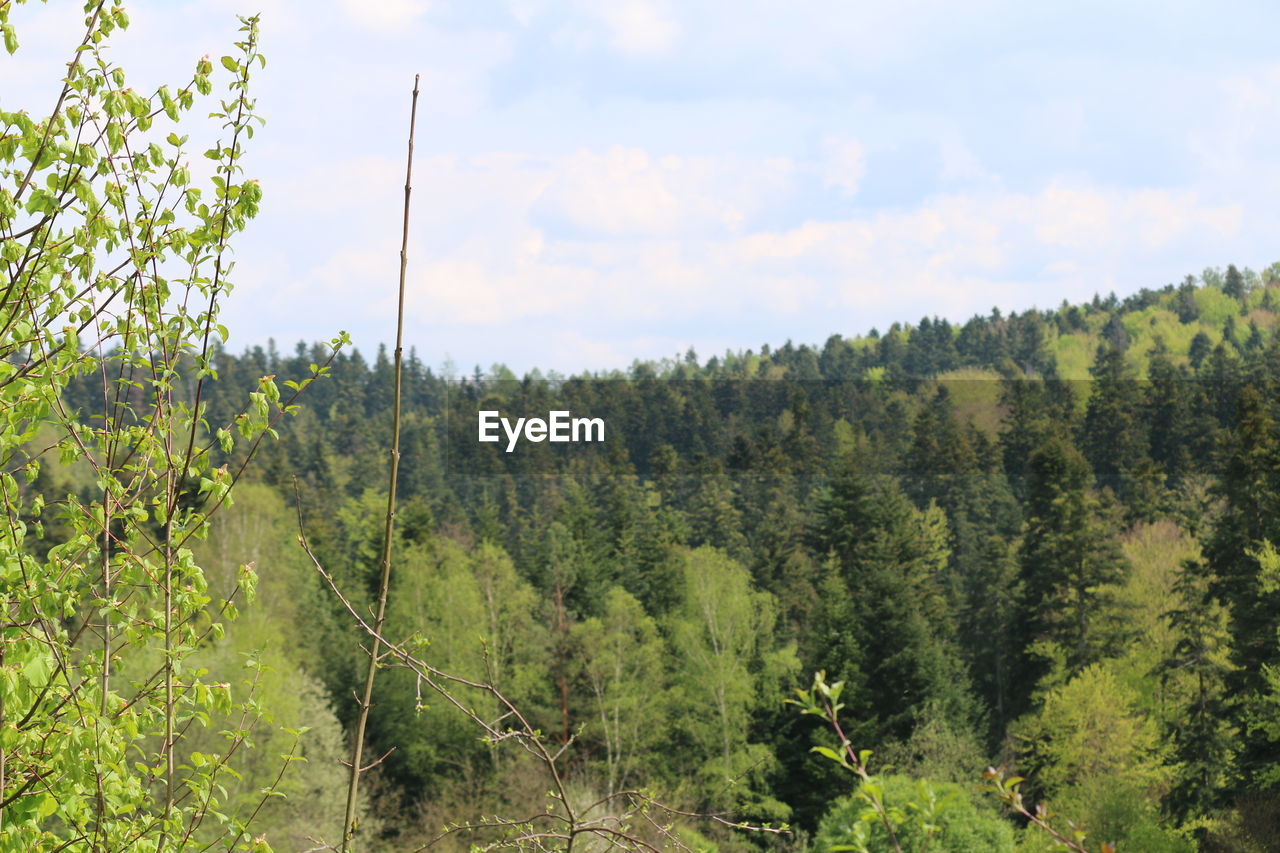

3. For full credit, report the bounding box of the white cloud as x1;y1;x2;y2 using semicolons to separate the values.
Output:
335;0;431;32
254;139;1255;366
1188;64;1280;185
820;136;867;196
938;136;996;185
585;0;680;56
532;146;790;237
1032;184;1240;251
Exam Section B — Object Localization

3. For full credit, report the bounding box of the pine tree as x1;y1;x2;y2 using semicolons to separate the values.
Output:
1145;344;1193;483
961;535;1021;738
1177;278;1201;323
1082;343;1147;490
807;460;976;741
1189;331;1213;371
998;374;1076;499
1204;385;1280;788
1159;559;1234;822
1103;314;1130;351
1225;263;1247;300
1014;436;1130;705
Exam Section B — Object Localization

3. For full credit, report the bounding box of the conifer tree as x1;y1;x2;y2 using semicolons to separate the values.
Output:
1225;263;1247;300
1204;386;1280;789
1014;436;1129;704
1160;559;1234;822
1082;343;1147;490
807;460;975;741
1145;343;1193;483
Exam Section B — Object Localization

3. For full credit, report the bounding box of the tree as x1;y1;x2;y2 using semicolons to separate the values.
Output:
0;7;337;848
1014;665;1186;853
1081;343;1147;490
998;374;1076;499
1204;386;1280;789
1159;559;1234;822
193;483;351;845
807;461;975;742
814;776;1015;853
1015;437;1129;701
1102;315;1130;351
1189;331;1213;371
372;538;550;793
573;587;668;795
961;535;1021;737
1144;344;1193;484
1176;278;1201;323
902;387;977;509
685;461;748;558
668;546;797;815
1225;263;1246;300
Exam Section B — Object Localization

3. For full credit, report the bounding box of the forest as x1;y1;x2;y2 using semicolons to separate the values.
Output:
44;264;1280;852
5;3;1280;852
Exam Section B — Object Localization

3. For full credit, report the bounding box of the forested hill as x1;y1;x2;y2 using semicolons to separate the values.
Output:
54;264;1280;851
142;261;1280;495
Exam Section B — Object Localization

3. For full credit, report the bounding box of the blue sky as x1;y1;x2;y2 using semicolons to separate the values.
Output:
5;0;1279;373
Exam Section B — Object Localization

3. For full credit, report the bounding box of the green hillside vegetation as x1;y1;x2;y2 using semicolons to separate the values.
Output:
56;266;1280;851
9;5;1280;851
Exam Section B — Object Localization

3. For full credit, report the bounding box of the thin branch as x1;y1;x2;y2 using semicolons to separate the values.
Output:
342;72;419;853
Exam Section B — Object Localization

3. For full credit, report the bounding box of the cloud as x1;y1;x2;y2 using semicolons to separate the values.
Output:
1032;184;1240;251
532;146;791;237
937;136;996;186
820;136;867;196
583;0;680;56
237;133;1259;373
335;0;431;32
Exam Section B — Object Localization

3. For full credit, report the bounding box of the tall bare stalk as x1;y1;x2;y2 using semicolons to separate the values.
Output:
342;73;420;852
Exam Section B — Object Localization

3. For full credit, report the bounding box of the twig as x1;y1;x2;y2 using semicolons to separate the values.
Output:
342;72;420;852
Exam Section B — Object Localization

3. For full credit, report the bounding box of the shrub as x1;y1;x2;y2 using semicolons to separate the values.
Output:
814;775;1015;853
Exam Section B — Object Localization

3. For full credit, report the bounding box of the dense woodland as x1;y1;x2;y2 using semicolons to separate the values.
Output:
9;6;1280;851
42;264;1280;851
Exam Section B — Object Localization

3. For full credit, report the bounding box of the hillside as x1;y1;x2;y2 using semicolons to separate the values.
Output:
75;267;1280;847
39;265;1280;851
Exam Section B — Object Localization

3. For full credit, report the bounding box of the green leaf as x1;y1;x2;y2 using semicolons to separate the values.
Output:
35;794;58;819
22;651;52;687
812;745;843;764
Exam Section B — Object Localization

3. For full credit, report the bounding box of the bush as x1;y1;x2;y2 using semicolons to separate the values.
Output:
1013;776;1192;853
814;775;1015;853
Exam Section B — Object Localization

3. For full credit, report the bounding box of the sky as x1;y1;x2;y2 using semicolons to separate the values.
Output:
3;1;1279;374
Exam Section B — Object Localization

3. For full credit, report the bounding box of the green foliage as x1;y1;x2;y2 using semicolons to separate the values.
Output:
877;701;987;786
808;462;976;742
1030;776;1193;853
191;484;350;844
19;0;1280;848
132;266;1280;846
1016;436;1130;688
669;546;798;815
814;776;1015;853
1012;664;1193;852
1015;664;1166;794
573;586;668;795
1203;385;1280;790
373;537;550;790
1194;287;1240;329
0;5;344;848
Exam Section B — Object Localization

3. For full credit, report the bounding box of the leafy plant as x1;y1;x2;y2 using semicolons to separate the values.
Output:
0;2;343;847
793;672;1115;853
